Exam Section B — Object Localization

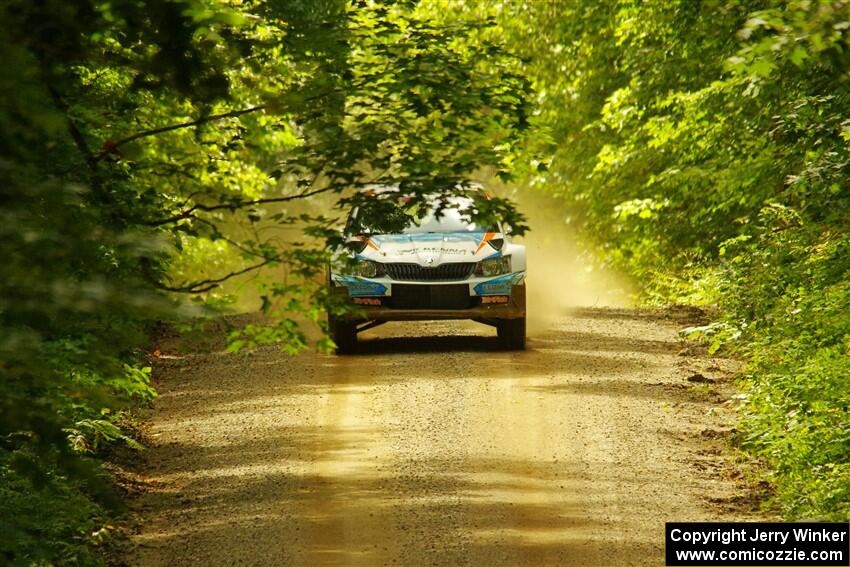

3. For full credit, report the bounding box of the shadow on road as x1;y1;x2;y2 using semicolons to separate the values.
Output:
132;307;707;567
351;332;503;355
135;445;657;566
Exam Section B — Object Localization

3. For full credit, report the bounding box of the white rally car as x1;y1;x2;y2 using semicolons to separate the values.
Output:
327;188;526;353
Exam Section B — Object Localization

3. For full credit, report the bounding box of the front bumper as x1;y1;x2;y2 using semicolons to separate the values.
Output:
330;273;526;322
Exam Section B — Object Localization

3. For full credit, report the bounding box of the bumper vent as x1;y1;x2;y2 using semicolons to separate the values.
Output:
390;284;474;309
385;262;474;281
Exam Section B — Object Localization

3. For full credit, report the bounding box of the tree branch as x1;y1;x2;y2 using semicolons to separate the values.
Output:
47;86;98;171
145;258;276;294
191;217;271;260
95;86;349;163
96;105;267;162
146;185;336;226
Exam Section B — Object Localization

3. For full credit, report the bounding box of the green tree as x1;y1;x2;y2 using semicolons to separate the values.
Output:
451;0;850;519
0;0;532;562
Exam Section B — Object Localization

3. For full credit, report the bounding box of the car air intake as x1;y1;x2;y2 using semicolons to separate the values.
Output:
390;284;474;309
385;262;474;281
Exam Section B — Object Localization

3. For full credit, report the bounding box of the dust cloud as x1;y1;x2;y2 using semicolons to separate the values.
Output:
212;183;633;337
507;186;634;335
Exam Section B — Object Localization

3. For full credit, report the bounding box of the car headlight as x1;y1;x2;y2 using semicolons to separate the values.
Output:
355;260;385;278
475;255;511;277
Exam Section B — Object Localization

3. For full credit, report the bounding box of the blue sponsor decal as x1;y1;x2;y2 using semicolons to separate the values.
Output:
370;231;486;245
473;272;525;295
335;276;387;297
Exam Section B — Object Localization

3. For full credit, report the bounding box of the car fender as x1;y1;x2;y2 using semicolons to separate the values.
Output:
504;240;526;272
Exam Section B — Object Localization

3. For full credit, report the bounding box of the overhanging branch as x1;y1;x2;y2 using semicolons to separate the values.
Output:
95;105;267;162
48;86;98;171
94;87;347;163
145;258;276;294
146;186;335;226
191;217;271;260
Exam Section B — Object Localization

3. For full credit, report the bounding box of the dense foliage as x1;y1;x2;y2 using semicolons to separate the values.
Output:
453;0;848;519
0;0;531;562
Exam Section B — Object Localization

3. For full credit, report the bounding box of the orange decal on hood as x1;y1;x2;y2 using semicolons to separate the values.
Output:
474;232;497;253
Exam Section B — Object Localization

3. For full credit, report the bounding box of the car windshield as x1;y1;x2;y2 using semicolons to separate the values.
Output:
348;196;494;235
403;206;485;233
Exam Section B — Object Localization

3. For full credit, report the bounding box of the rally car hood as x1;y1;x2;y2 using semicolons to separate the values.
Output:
358;232;501;265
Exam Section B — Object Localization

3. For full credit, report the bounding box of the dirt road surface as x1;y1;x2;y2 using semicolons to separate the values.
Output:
127;307;759;567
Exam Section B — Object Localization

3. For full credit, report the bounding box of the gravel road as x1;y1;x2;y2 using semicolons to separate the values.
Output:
128;307;759;567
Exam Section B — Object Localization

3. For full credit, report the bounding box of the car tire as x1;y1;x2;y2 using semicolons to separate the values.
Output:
329;317;358;354
498;317;526;350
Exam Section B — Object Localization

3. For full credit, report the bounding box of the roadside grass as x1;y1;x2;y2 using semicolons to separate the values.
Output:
672;256;850;521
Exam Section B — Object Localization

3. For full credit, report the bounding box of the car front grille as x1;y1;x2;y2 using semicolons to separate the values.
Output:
390;284;474;309
385;262;474;281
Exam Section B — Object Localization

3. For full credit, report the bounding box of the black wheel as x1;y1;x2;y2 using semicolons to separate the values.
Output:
329;317;357;354
498;317;526;350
